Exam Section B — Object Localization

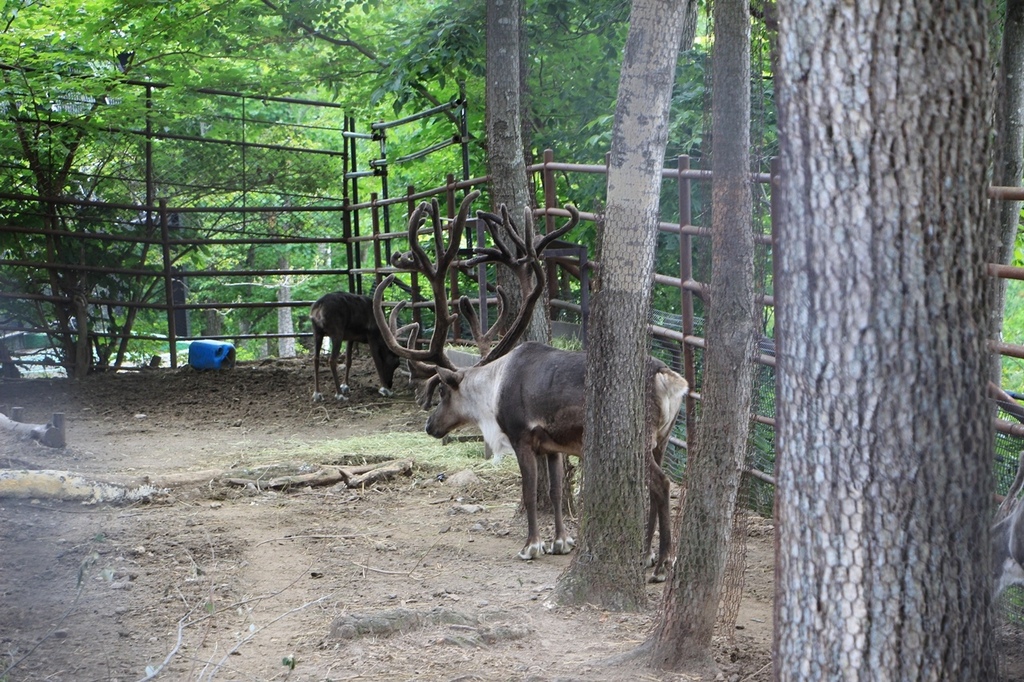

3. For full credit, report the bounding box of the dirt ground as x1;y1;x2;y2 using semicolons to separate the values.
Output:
0;353;1018;681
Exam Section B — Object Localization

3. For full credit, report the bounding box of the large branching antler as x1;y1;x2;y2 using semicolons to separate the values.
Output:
374;192;579;405
373;190;480;374
463;203;580;364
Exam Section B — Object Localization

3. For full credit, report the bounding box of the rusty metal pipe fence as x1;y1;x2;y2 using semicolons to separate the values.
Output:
2;147;1023;512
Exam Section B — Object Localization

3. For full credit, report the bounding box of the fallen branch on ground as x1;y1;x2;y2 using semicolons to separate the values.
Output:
0;469;166;503
326;606;533;645
222;459;413;491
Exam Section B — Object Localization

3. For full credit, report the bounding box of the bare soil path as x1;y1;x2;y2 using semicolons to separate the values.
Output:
25;351;1018;681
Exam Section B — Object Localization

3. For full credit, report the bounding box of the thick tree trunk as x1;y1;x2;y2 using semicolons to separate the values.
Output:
774;1;998;678
553;0;694;612
647;0;755;672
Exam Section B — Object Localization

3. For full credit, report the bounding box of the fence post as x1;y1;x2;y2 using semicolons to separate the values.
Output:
678;155;696;450
407;185;422;332
145;84;154;227
770;155;781;407
445;174;463;343
342;198;356;294
542;149;559;315
459;81;471;182
159;199;177;369
371;192;383;290
542;149;557;234
50;412;65;448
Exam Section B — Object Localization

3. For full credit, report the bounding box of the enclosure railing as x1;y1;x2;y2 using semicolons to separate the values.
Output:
3;148;1024;504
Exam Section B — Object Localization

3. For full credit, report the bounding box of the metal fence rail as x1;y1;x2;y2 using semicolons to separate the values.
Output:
2;83;1023;521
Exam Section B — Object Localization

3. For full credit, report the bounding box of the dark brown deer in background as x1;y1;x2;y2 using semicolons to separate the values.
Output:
374;191;689;582
310;292;402;402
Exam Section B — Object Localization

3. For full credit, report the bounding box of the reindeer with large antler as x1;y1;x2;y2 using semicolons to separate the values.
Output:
373;190;689;582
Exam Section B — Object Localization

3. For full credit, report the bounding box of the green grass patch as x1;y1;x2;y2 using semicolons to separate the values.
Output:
237;431;521;480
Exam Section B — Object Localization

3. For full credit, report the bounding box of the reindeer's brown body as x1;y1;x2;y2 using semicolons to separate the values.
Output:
993;505;1024;598
310;292;400;402
426;342;688;581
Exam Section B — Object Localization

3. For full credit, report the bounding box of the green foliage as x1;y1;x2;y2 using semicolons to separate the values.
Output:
551;334;583;352
1004;279;1024;394
370;0;484;112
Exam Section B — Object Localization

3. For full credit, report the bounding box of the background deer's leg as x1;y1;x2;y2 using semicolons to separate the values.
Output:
334;340;354;398
326;337;346;401
312;327;326;402
547;452;575;555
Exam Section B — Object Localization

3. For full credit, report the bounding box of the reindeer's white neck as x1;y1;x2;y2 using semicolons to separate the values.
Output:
461;355;514;463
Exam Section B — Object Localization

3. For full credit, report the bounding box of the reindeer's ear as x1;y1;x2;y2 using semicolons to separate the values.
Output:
417;374;442;410
436;366;461;390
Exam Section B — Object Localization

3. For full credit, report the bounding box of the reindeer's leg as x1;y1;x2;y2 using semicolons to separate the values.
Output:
546;453;575;555
644;467;659;568
312;327;326;402
647;448;673;583
515;444;544;560
327;337;348;401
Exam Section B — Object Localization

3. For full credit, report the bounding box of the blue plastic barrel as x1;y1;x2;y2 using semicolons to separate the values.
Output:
188;340;236;370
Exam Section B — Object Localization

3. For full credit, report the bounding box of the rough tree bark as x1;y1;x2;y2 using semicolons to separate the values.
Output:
486;0;558;509
553;0;696;612
646;0;756;672
486;0;548;343
773;0;998;677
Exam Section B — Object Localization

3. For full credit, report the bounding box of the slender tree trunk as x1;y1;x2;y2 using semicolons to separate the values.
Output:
647;0;756;672
553;0;695;612
773;1;998;678
486;0;548;343
487;0;557;513
277;255;295;358
992;0;1024;383
72;290;90;378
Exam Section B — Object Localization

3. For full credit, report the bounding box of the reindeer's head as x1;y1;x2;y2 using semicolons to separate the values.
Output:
379;346;402;390
424;367;471;438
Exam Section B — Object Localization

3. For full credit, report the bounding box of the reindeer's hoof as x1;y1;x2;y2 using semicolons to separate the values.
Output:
378;387;394;398
518;542;544;560
546;537;575;555
338;384;350;397
312;392;325;403
648;558;673;583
